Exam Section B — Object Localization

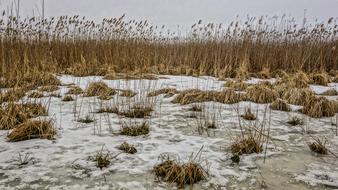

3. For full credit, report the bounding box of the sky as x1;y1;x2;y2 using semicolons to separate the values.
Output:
0;0;338;30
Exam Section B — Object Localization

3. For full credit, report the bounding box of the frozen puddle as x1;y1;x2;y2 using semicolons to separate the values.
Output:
0;75;338;190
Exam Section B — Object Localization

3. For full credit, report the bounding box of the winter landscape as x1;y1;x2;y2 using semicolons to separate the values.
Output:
1;0;338;189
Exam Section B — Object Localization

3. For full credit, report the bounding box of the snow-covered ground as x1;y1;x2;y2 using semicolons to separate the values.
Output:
0;75;338;190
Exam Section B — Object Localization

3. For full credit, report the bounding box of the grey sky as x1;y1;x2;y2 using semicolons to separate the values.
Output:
1;0;338;30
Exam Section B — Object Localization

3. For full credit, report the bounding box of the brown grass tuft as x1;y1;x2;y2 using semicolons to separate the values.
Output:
118;142;137;154
7;120;56;142
287;116;304;126
120;89;137;97
172;89;242;105
308;138;328;154
153;153;207;188
310;73;330;86
230;134;263;155
28;91;44;98
302;97;337;118
245;85;277;103
320;89;338;96
270;99;291;112
120;121;150;136
0;88;26;103
0;103;47;130
148;88;179;97
66;86;84;95
241;108;256;120
223;80;249;91
38;85;59;92
62;95;74;102
281;88;315;106
85;81;116;97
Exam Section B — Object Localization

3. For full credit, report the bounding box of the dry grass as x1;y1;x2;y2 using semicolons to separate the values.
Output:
281;88;315;106
230;133;263;155
148;88;179;97
0;88;26;103
118;142;137;154
85;81;116;97
119;105;153;118
153;151;207;188
188;104;203;112
245;85;277;103
38;85;60;92
287;116;304;126
104;73;158;80
302;97;337;118
241;108;256;120
120;121;150;136
77;115;94;123
223;80;249;91
172;89;242;105
89;147;116;169
0;103;47;130
7;120;56;142
120;89;137;97
270;99;291;112
62;95;74;102
1;14;337;88
308;138;328;154
66;86;84;95
28;91;44;98
320;89;338;96
310;73;330;86
97;106;119;114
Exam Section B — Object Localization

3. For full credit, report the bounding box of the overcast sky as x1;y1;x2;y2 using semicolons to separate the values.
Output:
1;0;338;30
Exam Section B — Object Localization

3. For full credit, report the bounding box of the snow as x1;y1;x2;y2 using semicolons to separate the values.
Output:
0;75;338;189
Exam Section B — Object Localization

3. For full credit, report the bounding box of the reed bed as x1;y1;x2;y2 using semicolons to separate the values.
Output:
0;14;337;89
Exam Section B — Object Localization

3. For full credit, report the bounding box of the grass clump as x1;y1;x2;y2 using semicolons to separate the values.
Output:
301;97;337;118
85;81;116;97
7;120;56;142
118;142;137;154
320;89;338;96
153;151;207;188
0;88;26;103
119;106;153;118
172;89;241;105
230;134;263;155
38;85;59;92
241;108;256;120
28;91;44;98
97;106;119;114
245;85;277;103
120;89;137;97
0;103;47;130
223;80;249;91
270;99;291;112
281;88;315;106
120;121;150;136
148;88;179;97
287;116;304;126
90;147;116;169
77;115;94;123
188;104;203;112
308;138;328;155
310;73;330;86
66;86;84;95
62;95;74;102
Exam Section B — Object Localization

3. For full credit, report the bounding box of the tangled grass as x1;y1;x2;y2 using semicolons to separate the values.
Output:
7;120;56;142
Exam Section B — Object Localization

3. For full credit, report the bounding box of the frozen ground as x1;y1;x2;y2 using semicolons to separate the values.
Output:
0;75;338;190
